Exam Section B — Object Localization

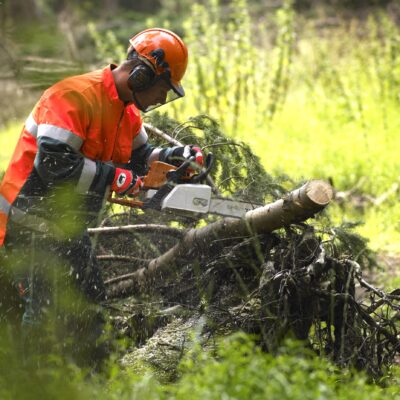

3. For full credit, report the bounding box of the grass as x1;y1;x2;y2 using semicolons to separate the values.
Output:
249;89;400;252
0;122;21;172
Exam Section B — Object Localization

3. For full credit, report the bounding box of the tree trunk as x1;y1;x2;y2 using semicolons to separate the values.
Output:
9;0;40;22
107;179;333;298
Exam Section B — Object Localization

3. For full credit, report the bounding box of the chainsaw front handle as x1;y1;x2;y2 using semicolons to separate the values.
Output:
166;152;214;184
190;153;214;184
166;157;194;183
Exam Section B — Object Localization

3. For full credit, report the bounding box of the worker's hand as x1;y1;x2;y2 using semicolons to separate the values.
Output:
111;168;143;196
164;145;204;167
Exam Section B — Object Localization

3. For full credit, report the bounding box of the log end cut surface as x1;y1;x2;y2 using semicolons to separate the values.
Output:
305;180;333;206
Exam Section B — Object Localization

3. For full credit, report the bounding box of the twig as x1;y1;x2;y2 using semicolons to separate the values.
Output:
365;298;400;314
313;288;400;348
357;275;386;298
105;272;143;285
97;255;148;263
144;123;182;146
99;212;130;228
201;142;247;151
354;303;400;347
373;182;399;206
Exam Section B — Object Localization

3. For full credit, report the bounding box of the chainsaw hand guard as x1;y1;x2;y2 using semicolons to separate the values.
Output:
166;152;214;184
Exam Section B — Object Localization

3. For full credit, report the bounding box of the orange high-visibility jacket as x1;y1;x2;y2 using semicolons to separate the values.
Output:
0;65;147;245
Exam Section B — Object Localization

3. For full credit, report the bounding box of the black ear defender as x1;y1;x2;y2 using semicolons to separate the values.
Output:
127;63;155;92
127;48;170;92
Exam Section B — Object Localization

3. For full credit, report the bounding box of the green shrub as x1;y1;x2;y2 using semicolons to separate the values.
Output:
1;329;398;399
170;333;399;400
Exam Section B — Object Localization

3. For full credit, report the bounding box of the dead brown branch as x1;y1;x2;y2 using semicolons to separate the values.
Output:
335;178;399;208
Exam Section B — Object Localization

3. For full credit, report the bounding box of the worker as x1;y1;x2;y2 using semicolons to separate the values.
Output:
0;27;203;366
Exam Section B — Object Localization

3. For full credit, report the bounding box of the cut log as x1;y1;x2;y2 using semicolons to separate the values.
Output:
107;180;333;298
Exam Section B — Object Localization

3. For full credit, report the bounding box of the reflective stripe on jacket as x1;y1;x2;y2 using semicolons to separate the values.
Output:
0;65;142;245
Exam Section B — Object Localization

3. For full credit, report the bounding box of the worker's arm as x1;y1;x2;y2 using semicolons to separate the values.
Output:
34;135;115;195
128;125;203;176
34;90;124;196
127;126;157;176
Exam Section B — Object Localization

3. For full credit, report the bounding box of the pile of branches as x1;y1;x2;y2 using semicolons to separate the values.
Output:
95;218;399;378
93;114;399;379
199;227;399;377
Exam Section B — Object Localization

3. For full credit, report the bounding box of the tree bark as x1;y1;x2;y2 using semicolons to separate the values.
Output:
107;179;333;298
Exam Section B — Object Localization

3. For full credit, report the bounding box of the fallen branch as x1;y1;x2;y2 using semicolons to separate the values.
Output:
314;288;399;347
105;206;399;377
97;255;149;263
107;179;333;298
88;224;184;237
105;271;149;285
374;182;399;206
144;123;183;146
335;178;399;208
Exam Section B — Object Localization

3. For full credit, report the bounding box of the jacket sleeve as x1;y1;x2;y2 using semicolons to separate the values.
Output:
34;90;115;195
127;125;156;176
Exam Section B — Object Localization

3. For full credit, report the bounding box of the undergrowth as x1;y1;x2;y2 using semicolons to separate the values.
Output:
0;330;398;399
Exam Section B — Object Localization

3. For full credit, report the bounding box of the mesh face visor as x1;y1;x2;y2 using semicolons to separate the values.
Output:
142;73;185;112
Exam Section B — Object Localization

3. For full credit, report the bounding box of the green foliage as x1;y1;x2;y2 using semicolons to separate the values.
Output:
87;22;126;64
266;0;295;121
176;0;295;133
9;23;66;58
146;112;286;203
171;333;399;399
0;328;398;399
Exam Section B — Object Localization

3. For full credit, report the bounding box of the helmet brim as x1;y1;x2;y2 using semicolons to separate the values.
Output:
139;79;185;113
170;81;185;98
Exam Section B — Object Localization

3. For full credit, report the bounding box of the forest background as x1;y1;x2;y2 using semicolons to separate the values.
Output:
0;0;400;398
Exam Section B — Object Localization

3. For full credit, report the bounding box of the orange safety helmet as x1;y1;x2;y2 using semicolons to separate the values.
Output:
128;28;188;111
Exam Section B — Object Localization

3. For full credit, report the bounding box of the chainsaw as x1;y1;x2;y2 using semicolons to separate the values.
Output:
108;153;262;219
